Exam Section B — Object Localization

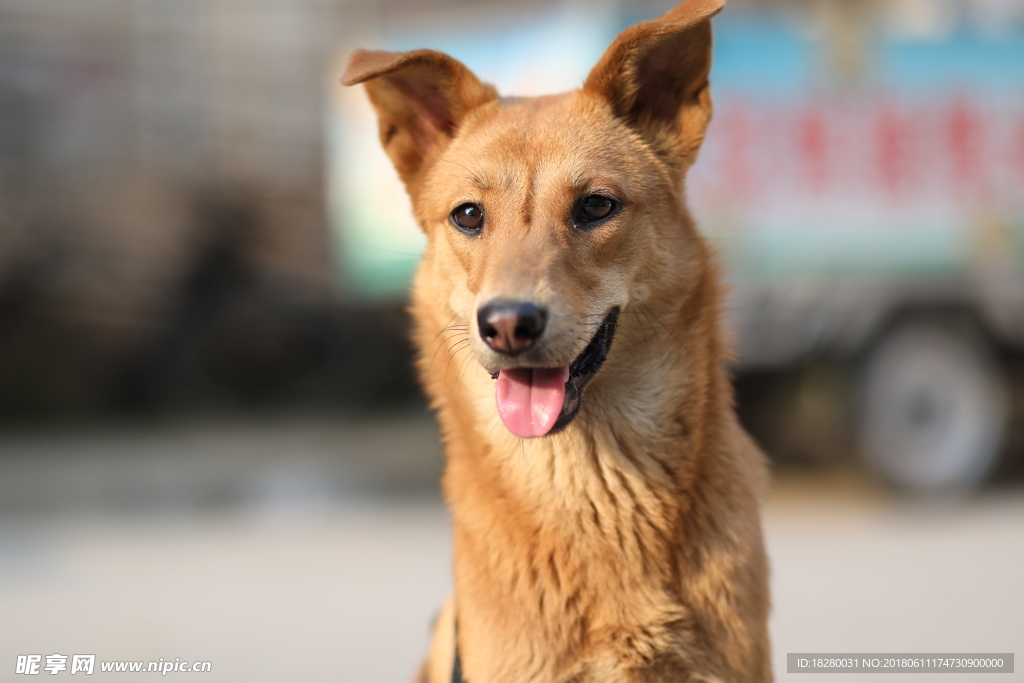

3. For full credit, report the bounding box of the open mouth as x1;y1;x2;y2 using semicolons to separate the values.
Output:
492;307;619;438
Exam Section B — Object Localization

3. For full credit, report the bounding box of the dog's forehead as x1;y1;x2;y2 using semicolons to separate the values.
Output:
446;94;644;190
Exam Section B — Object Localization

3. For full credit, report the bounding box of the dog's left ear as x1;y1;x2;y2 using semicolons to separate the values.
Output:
584;0;724;178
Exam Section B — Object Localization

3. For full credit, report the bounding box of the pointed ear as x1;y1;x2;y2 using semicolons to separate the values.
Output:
584;0;724;177
342;49;497;192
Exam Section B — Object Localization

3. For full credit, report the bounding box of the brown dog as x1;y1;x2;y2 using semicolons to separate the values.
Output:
343;0;771;680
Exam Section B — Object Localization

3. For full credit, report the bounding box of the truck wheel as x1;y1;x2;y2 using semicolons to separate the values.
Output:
857;320;1008;493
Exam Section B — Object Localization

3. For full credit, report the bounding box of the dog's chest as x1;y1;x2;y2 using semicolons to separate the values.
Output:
454;507;689;683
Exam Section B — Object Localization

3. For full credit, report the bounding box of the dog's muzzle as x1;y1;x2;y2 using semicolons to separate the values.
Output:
491;307;619;438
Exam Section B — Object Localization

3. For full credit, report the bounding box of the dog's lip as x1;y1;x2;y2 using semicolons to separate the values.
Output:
488;307;620;435
566;307;619;382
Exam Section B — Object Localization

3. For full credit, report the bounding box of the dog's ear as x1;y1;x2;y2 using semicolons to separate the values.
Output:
343;49;497;192
584;0;724;177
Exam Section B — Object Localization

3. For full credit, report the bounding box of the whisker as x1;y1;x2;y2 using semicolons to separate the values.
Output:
444;340;472;384
456;347;479;389
465;149;490;187
438;157;486;186
656;236;735;241
438;331;469;346
640;301;683;347
628;308;656;361
488;411;506;441
434;332;468;357
573;411;598;432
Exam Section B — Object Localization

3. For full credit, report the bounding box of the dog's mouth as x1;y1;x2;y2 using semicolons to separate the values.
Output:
492;307;619;438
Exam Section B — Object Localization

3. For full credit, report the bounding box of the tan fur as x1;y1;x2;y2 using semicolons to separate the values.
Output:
344;1;772;681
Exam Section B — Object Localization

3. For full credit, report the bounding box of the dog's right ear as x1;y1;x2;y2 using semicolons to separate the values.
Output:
343;49;497;193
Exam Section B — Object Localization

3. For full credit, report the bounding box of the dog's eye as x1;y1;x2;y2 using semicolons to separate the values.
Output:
450;203;484;234
574;195;617;228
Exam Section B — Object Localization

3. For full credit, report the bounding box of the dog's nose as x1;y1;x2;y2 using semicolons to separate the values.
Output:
477;301;547;356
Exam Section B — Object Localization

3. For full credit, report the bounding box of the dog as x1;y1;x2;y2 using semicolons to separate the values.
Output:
343;0;771;680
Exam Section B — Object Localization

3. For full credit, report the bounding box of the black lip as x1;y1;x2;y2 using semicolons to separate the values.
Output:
548;306;619;435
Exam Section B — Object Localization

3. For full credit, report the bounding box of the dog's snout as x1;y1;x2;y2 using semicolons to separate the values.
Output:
477;301;547;356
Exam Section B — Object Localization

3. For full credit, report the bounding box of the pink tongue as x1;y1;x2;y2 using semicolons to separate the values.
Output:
495;366;570;438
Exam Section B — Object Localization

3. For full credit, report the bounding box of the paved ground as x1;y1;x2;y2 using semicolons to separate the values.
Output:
0;418;1021;682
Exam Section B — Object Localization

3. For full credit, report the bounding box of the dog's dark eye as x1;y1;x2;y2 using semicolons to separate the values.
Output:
450;203;484;235
574;194;617;228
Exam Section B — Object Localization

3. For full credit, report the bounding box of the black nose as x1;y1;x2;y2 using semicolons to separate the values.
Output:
477;300;547;356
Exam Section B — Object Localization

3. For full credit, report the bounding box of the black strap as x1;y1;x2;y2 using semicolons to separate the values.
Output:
451;617;465;683
451;642;464;683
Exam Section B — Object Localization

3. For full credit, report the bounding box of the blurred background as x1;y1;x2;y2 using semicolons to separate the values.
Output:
0;0;1022;680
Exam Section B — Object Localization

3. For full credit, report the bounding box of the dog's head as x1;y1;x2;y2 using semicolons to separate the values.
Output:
344;0;723;439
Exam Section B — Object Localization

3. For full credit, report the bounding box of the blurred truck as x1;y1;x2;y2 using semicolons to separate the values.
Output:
331;0;1024;492
688;2;1024;492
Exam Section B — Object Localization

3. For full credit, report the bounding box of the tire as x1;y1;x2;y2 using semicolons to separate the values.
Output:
857;320;1009;493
